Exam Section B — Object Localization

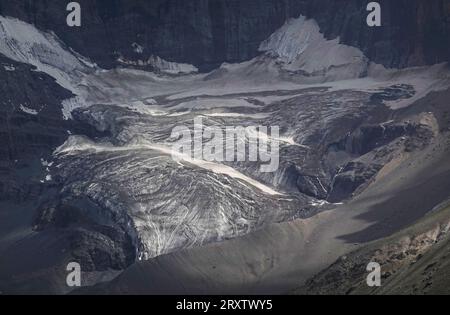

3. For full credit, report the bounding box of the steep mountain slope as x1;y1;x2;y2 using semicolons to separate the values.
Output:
295;200;450;295
0;0;449;71
1;1;450;295
0;55;70;201
0;0;303;72
305;0;450;68
83;88;450;294
294;90;450;295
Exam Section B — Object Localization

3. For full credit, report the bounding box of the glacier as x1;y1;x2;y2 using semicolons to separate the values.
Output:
1;13;450;265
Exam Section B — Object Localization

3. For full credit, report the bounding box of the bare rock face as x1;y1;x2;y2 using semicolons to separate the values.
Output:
0;56;71;202
1;0;449;71
305;0;450;68
33;198;136;271
0;0;303;72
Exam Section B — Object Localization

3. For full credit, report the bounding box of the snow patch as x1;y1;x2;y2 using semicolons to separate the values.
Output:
310;199;328;207
3;64;15;71
61;96;85;120
205;112;271;119
0;16;94;92
172;98;259;110
124;101;168;116
117;55;198;75
132;42;144;54
0;15;99;120
19;104;39;115
41;158;54;167
259;16;368;80
148;55;198;75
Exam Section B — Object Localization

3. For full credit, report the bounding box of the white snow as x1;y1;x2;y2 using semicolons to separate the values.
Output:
132;42;144;54
259;16;368;79
245;128;309;149
205;112;271;119
259;16;313;64
0;15;98;119
78;57;450;117
148;55;198;75
172;98;259;110
0;16;93;92
3;64;15;71
19;104;39;115
3;13;448;261
2;14;449;124
40;159;54;167
124;101;168;116
118;55;198;75
277;136;309;148
61;96;85;120
310;199;328;207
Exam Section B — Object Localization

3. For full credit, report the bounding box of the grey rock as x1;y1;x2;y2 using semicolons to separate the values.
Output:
1;0;449;71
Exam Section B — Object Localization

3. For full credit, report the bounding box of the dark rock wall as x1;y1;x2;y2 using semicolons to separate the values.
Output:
0;0;303;71
305;0;450;68
0;0;448;71
0;56;71;201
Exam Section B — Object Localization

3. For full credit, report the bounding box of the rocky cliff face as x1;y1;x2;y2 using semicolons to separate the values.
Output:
0;56;71;202
305;0;450;68
0;0;448;71
0;0;303;71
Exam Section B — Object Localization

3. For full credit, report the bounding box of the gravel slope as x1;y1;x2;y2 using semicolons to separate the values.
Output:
84;95;450;294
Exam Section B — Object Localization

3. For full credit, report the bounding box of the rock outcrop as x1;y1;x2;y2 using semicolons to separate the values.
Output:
0;56;71;202
1;0;449;71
